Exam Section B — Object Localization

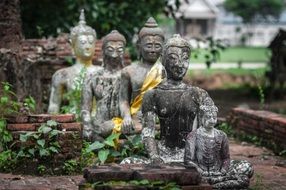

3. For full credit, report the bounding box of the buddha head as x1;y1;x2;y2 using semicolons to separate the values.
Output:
70;9;97;63
137;17;165;64
102;30;126;68
162;34;191;81
199;100;218;130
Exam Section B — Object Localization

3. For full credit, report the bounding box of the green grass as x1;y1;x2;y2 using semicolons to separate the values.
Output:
188;67;268;77
192;47;271;63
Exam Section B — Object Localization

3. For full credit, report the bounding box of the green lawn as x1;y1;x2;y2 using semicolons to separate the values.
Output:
191;47;271;63
188;67;268;78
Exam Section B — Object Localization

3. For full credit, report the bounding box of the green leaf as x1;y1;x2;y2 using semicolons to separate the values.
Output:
39;126;52;134
151;181;164;186
139;179;150;185
106;133;120;141
49;129;60;138
131;134;142;145
0;120;6;128
28;148;35;156
3;131;12;143
20;134;28;142
110;150;121;157
86;141;105;152
32;133;40;139
37;139;45;147
17;150;25;158
51;141;60;148
49;146;59;153
0;97;8;104
39;149;50;157
47;120;58;127
104;139;115;148
98;149;110;164
130;180;140;185
2;82;11;92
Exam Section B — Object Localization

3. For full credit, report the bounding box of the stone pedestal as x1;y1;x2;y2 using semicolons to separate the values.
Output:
79;164;212;190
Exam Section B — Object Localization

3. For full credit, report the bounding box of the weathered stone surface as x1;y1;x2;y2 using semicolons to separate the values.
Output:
83;167;133;182
83;164;201;186
7;122;81;132
6;115;29;124
7;123;38;131
133;168;201;185
28;114;76;123
58;122;82;131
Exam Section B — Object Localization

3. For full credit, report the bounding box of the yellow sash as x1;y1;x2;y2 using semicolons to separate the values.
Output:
112;59;163;133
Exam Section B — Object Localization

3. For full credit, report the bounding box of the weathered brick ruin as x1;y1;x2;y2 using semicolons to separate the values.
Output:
227;107;286;152
6;114;82;174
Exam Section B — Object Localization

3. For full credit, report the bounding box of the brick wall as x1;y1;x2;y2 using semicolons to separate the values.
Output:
227;107;286;151
7;114;82;168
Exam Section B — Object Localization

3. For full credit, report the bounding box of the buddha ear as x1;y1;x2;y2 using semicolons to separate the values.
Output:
136;39;141;60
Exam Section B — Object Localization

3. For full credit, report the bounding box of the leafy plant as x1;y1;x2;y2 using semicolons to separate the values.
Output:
79;140;97;168
257;84;265;110
120;134;147;158
61;67;87;119
37;164;47;175
0;150;17;172
86;133;121;164
17;120;61;159
0;82;19;151
23;96;36;113
85;133;147;165
91;179;181;190
62;159;79;175
0;82;20;118
192;37;227;68
216;122;234;137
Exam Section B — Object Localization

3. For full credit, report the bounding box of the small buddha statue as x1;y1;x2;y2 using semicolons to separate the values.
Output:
119;17;165;134
184;104;254;189
48;9;101;114
141;34;214;164
81;30;126;140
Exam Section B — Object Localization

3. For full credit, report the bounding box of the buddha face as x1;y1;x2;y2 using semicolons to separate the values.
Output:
201;111;217;130
164;46;190;80
103;41;125;66
139;35;164;63
73;34;96;61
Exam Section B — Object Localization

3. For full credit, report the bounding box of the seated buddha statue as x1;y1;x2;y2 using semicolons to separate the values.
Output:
140;34;214;164
48;9;101;114
119;17;165;134
184;103;254;189
81;30;127;141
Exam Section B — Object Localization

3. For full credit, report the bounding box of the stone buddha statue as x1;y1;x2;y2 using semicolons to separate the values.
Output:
81;30;126;140
48;9;101;114
119;17;165;134
141;34;214;164
184;104;254;189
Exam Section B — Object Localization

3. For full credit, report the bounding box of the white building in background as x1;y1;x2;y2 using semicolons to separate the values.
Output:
176;0;286;46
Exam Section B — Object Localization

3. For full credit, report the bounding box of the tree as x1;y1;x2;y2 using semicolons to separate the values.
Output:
224;0;285;24
20;0;166;41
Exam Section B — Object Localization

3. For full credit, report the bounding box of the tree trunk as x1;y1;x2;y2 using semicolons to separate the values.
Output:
0;0;23;52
